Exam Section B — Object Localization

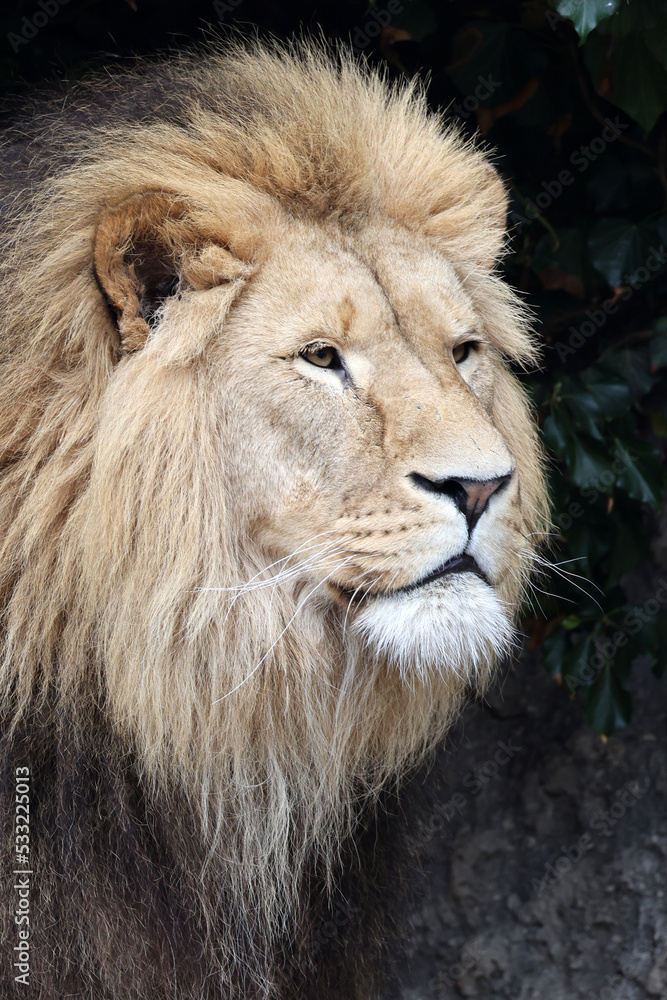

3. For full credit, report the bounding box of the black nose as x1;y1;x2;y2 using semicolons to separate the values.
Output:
410;472;511;532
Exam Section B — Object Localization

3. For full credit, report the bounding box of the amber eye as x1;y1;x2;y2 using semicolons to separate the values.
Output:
301;344;342;369
452;341;477;365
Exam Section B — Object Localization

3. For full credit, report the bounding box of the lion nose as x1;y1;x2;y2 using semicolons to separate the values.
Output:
409;473;512;532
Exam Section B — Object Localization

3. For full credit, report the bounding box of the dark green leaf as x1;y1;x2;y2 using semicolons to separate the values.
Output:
602;0;664;37
645;20;667;71
562;631;599;690
567;436;613;488
566;520;608;580
540;627;570;676
609;33;667;133
612;437;664;507
558;369;630;441
542;413;571;457
597;350;655;401
553;0;620;43
560;392;606;440
606;518;650;584
588;218;658;287
584;665;633;734
632;608;667;673
585;382;633;417
650;318;667;368
607;640;637;685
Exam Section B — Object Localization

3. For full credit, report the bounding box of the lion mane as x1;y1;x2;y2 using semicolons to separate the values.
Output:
0;42;548;999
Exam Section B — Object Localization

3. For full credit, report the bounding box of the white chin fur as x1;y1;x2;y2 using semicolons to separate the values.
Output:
351;573;515;683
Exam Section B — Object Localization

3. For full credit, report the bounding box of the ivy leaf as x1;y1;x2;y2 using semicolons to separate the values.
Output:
607;641;638;685
635;608;667;677
584;665;633;734
533;230;588;297
566;519;608;579
560;391;606;441
612;437;664;507
568;435;612;488
609;33;667;133
540;627;570;676
603;0;664;37
542;412;572;457
577;367;634;416
557;369;631;442
562;631;599;690
646;20;667;71
598;350;655;401
552;0;620;44
588;218;658;287
607;517;651;584
650;318;667;369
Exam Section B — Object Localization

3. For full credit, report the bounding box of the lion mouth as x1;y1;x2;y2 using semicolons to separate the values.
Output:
398;553;489;592
336;553;489;605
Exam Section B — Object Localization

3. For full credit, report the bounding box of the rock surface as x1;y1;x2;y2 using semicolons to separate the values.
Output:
397;525;667;1000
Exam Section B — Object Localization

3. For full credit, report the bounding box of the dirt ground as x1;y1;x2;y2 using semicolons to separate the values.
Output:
396;515;667;1000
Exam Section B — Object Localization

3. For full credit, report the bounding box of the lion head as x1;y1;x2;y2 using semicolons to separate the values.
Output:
0;42;547;969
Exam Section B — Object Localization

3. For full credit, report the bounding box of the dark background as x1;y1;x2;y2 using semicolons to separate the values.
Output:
2;2;667;997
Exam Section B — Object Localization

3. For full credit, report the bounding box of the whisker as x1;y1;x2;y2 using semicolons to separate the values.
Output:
342;571;385;637
212;556;356;704
221;542;352;636
520;548;604;605
197;531;351;594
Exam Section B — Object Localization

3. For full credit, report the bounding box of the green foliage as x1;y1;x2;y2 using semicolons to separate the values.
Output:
552;0;621;44
557;0;667;130
588;218;659;285
1;0;666;735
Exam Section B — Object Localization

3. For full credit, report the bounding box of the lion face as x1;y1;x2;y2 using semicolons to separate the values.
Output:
204;218;526;678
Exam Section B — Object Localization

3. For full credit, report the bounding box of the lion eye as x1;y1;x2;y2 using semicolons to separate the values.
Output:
452;341;476;365
301;345;341;369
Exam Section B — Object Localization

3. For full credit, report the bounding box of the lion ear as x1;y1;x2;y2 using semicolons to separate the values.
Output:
419;163;509;272
94;191;252;353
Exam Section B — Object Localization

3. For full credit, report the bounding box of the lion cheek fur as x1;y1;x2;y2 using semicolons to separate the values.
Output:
0;42;549;1000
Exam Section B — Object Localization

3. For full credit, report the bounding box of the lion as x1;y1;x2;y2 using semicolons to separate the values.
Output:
0;41;548;1000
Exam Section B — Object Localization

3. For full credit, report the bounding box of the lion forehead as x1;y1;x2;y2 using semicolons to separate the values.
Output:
228;221;479;359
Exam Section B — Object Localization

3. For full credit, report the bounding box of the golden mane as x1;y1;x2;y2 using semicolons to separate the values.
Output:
0;41;547;998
